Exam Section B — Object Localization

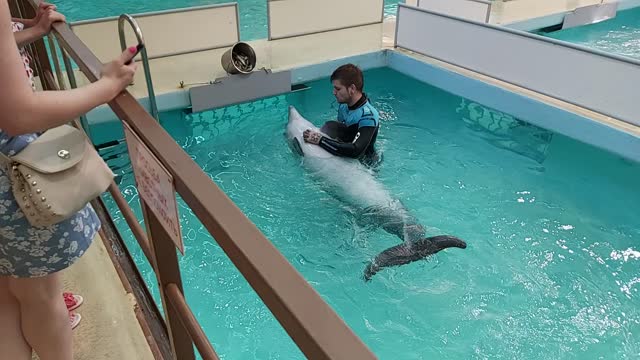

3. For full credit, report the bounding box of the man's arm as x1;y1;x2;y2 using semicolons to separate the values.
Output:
318;126;376;158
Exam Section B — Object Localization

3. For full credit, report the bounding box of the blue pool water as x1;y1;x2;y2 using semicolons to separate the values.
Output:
101;67;640;359
542;6;640;59
55;0;403;40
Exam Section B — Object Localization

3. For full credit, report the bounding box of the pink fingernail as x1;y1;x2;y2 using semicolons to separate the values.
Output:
128;46;137;54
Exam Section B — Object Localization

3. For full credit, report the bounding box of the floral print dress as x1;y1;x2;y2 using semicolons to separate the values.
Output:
0;22;101;278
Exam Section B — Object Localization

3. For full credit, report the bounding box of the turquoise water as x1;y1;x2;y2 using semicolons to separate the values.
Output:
55;0;403;40
542;6;640;59
101;67;640;359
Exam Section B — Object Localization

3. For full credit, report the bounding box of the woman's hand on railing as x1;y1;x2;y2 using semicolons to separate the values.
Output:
100;47;139;100
35;8;65;35
1;0;139;136
33;2;57;24
11;1;55;28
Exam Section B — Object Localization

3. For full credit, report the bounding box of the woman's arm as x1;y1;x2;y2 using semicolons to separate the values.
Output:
13;24;44;47
12;17;35;27
13;9;65;48
11;1;56;29
0;0;138;136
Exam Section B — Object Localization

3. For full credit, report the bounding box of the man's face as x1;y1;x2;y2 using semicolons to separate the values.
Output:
332;80;354;104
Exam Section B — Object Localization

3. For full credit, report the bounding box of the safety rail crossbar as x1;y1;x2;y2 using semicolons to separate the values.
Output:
106;183;155;268
14;0;377;359
166;283;220;360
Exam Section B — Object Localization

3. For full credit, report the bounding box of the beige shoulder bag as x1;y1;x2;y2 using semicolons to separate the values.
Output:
0;124;114;227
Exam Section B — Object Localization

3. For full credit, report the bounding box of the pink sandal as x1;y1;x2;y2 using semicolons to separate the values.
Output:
69;312;82;329
64;292;84;312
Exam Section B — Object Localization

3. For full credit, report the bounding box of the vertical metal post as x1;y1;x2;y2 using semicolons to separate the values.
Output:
142;201;195;360
266;1;270;40
60;47;78;88
47;36;67;90
8;0;21;19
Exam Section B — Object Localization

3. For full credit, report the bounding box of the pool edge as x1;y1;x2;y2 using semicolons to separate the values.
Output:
88;47;640;164
387;49;640;163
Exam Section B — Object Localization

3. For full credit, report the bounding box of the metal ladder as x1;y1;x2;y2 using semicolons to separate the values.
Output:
118;14;159;121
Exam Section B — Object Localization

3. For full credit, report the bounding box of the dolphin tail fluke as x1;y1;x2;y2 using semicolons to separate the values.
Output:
363;262;380;282
427;235;467;250
363;235;467;282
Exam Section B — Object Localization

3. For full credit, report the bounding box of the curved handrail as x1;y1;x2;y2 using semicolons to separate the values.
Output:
118;14;159;121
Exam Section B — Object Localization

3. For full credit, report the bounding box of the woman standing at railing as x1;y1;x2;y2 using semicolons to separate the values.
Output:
11;0;89;331
0;1;138;359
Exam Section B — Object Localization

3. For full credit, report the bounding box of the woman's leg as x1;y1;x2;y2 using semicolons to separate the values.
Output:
0;276;33;360
9;272;73;360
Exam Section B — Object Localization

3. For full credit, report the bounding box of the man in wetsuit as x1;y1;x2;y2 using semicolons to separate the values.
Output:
303;64;381;167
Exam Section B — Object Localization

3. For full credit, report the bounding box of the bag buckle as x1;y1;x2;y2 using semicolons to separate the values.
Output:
57;150;70;159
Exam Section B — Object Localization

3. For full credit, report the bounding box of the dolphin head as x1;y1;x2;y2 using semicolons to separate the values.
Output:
286;106;312;140
286;106;312;157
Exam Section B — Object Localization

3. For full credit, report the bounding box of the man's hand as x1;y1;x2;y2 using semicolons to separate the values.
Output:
303;129;322;145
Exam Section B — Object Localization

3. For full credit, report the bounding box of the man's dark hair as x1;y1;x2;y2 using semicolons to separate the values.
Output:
330;64;364;92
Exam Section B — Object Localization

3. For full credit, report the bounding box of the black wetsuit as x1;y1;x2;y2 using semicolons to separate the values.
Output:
318;94;381;167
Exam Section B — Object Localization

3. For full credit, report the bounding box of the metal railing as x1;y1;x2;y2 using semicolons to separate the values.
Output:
117;14;159;120
12;0;378;359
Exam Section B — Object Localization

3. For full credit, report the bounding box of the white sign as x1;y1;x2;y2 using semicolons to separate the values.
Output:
123;122;184;254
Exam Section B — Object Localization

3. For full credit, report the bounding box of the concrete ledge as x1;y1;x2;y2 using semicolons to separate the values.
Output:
501;0;640;31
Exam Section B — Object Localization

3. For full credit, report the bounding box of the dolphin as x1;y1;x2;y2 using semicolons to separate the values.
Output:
285;106;466;281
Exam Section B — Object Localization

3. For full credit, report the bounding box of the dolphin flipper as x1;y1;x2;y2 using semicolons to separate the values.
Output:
289;137;304;157
363;235;466;281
